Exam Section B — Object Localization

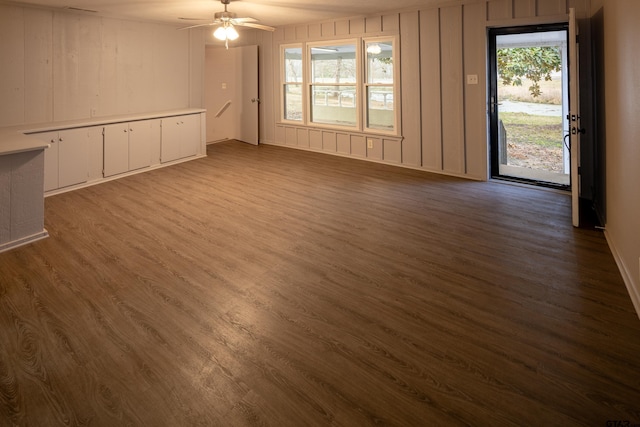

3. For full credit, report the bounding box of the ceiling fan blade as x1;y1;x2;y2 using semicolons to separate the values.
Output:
235;22;275;32
178;22;217;30
232;17;258;23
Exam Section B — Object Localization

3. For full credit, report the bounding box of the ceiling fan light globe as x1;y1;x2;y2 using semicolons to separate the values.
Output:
213;26;227;40
226;26;239;40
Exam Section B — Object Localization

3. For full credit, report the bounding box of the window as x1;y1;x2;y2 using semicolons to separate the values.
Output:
280;37;398;135
282;45;303;122
365;40;395;131
309;42;358;128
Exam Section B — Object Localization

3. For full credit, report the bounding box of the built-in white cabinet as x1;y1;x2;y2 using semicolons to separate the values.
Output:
27;110;204;195
33;128;91;192
161;114;201;163
104;119;160;177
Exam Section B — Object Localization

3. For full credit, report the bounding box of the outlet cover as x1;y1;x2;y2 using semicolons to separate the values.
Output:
367;139;373;149
467;74;478;85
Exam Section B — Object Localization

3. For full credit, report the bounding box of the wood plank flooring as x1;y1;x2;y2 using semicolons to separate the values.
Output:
1;140;639;426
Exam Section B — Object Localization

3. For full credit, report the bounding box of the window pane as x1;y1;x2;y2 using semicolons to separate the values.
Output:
310;45;357;84
367;86;394;130
311;85;356;126
284;47;303;83
284;84;302;121
366;42;393;84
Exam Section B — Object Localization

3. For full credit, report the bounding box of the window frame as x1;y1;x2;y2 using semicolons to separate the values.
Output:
278;36;401;137
363;36;399;135
306;39;361;131
280;43;305;123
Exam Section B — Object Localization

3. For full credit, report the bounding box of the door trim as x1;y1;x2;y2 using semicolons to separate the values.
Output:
488;23;570;191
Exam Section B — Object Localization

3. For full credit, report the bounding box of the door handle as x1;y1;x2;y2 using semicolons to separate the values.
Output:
251;98;261;104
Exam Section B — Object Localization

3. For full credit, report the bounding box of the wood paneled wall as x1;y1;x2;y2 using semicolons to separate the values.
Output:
0;4;204;128
257;0;591;181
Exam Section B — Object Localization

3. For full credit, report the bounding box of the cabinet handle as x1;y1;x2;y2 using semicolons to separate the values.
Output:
59;137;63;142
50;139;55;143
124;129;127;132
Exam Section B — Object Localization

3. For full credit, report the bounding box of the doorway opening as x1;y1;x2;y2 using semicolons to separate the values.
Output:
489;25;570;189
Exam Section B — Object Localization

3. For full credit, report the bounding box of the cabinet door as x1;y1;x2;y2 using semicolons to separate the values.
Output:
58;128;89;188
180;114;201;159
103;123;130;177
129;119;158;171
34;131;60;192
160;118;181;163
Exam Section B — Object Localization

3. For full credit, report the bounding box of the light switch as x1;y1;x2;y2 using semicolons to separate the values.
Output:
221;83;227;89
467;74;478;85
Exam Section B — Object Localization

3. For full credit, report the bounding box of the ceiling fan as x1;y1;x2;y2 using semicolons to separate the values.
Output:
180;0;275;47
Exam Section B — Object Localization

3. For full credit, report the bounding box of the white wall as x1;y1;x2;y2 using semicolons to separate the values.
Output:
0;4;204;128
596;0;640;314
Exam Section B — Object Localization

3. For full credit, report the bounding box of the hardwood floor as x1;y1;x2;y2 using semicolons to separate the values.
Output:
1;140;639;426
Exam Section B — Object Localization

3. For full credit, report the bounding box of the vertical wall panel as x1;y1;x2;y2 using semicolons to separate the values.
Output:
259;32;276;144
296;25;308;40
537;0;568;16
309;130;322;150
463;2;488;179
337;133;350;154
275;125;285;144
383;14;400;32
297;128;309;148
514;0;536;18
399;11;421;166
189;28;206;109
0;5;25;126
53;13;102;121
285;127;297;145
365;16;382;34
99;18;118;116
335;20;350;35
440;5;465;174
351;136;366;157
24;9;53;124
321;22;335;38
308;24;321;39
322;131;337;152
284;26;296;41
350;18;365;35
420;8;443;171
486;0;512;21
273;28;285;42
383;139;402;164
151;25;190;112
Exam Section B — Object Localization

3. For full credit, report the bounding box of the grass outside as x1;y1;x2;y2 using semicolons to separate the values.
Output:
498;76;562;105
499;112;565;172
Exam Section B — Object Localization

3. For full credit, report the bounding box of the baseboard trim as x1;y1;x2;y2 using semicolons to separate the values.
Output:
260;140;485;182
605;230;640;320
0;230;49;254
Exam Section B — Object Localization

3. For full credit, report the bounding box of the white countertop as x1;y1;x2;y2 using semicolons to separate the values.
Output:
0;108;206;156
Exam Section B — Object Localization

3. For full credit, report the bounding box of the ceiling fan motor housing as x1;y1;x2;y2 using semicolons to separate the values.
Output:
214;11;236;20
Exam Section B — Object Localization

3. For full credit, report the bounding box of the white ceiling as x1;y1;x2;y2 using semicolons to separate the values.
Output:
3;0;441;28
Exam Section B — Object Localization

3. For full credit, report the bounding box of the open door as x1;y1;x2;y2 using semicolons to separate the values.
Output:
204;45;259;145
238;45;259;145
568;8;582;227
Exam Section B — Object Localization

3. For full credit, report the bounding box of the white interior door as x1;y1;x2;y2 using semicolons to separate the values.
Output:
569;8;581;227
237;45;259;145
